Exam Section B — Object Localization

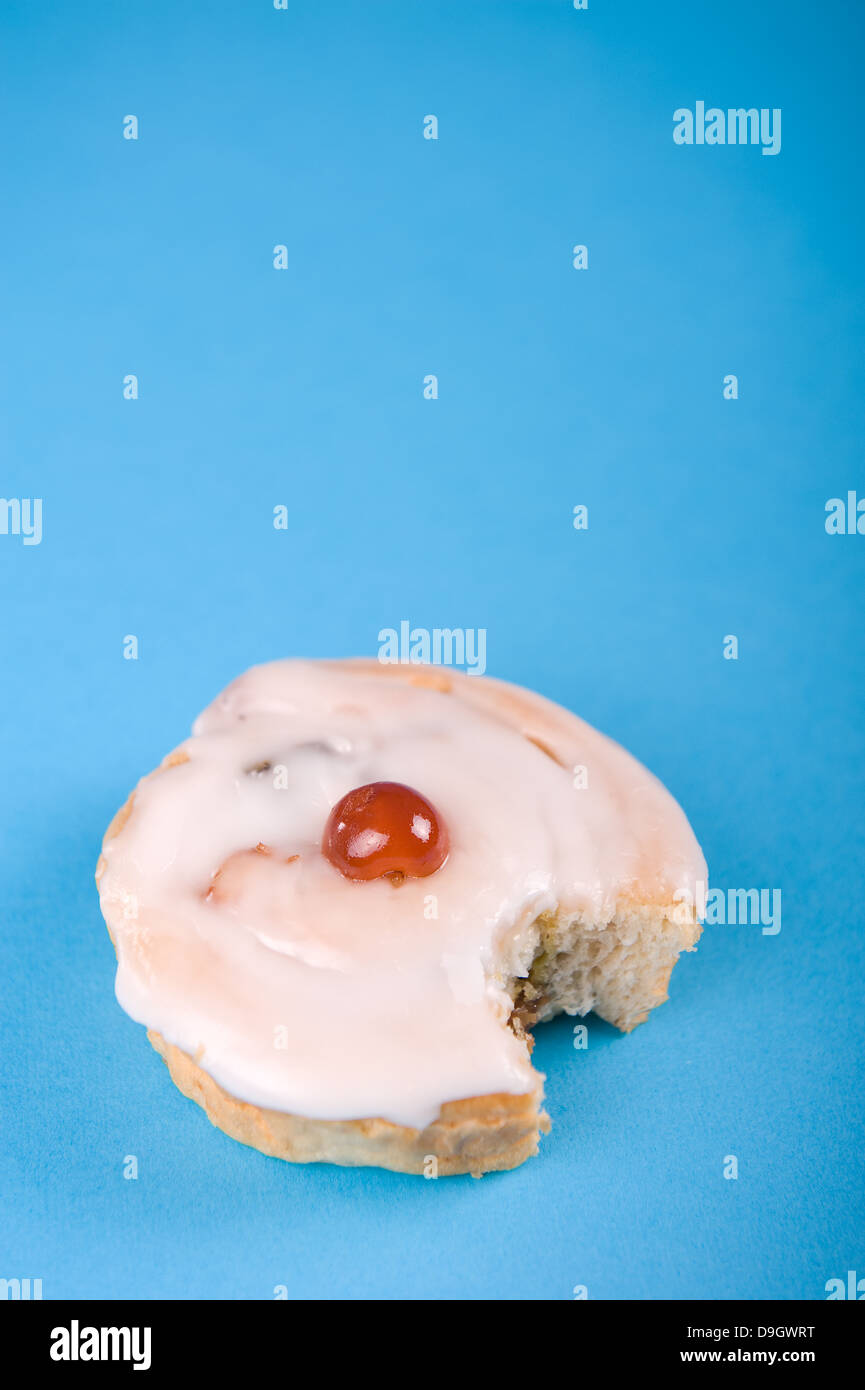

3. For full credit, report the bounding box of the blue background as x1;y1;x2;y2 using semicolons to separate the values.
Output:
1;0;863;1301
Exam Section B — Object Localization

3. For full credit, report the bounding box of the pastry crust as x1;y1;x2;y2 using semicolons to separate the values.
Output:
149;1031;548;1177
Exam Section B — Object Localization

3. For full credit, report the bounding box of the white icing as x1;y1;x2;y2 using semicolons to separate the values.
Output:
98;660;706;1129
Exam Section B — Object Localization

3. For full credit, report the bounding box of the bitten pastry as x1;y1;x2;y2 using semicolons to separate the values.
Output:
96;660;706;1176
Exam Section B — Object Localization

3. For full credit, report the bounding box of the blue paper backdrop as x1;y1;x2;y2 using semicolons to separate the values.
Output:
1;0;863;1300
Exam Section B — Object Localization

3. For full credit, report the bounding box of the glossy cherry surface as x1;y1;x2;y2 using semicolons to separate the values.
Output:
322;781;449;882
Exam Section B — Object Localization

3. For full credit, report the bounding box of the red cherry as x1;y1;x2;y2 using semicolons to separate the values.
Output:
322;781;449;882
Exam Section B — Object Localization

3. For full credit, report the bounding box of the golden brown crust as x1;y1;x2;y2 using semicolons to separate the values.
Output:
148;1031;547;1177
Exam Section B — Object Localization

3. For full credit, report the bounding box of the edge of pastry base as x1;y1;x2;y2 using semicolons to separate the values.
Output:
148;1030;549;1177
